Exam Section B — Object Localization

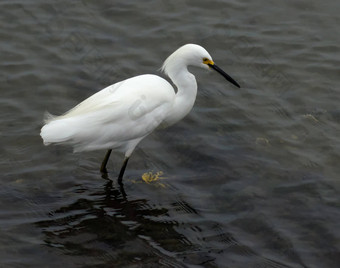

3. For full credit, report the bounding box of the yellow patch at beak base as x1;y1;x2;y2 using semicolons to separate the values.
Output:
203;58;214;65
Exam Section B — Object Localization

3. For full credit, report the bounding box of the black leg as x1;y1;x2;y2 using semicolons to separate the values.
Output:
100;149;112;173
118;157;129;184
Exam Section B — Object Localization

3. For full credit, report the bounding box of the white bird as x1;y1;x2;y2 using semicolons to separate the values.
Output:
40;44;240;183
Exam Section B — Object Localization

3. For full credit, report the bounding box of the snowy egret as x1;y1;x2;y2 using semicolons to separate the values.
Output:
40;44;240;183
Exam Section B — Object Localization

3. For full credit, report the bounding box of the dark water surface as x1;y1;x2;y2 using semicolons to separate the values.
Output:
1;0;340;267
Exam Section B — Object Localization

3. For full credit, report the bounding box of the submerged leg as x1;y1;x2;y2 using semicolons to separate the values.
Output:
118;157;130;184
100;149;112;173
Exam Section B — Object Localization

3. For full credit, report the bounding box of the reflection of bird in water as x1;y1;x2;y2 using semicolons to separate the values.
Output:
35;177;200;267
40;44;240;183
35;176;296;267
101;173;127;198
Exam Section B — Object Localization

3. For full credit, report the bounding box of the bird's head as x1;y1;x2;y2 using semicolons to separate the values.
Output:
162;44;240;88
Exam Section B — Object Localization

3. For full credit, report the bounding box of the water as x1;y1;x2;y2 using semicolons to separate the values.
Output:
1;0;340;267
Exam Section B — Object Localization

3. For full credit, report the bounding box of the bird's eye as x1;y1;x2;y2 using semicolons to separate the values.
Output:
203;58;209;62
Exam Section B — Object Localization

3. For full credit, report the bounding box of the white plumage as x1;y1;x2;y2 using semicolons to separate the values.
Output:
40;44;240;182
41;75;174;154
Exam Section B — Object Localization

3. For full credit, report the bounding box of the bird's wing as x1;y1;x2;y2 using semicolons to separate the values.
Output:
46;81;125;122
41;74;176;151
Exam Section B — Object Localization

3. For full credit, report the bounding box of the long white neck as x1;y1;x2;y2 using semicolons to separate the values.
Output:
164;65;198;126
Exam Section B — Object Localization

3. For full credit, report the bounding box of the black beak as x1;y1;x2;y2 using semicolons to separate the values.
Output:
208;64;240;88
